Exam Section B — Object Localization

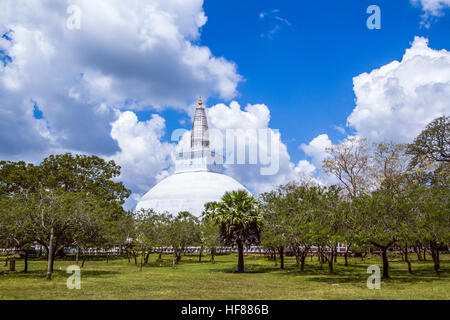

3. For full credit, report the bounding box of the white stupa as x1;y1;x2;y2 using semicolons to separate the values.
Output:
136;98;247;217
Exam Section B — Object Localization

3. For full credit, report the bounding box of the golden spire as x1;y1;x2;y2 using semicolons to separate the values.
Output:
198;96;203;108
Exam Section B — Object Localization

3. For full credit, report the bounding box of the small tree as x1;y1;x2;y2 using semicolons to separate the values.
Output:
260;186;292;270
166;212;200;268
204;190;262;273
310;186;346;274
200;217;221;264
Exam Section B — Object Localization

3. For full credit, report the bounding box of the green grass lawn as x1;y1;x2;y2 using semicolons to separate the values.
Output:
0;252;448;300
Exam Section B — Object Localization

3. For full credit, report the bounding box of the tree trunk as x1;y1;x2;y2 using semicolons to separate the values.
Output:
127;250;131;263
328;249;334;274
199;246;203;263
430;241;440;275
145;250;151;264
46;228;55;280
414;246;422;261
403;245;413;274
344;243;351;266
4;250;9;267
381;247;389;279
157;250;162;262
9;259;16;272
334;246;337;263
278;246;284;270
81;255;87;268
139;246;144;271
211;247;216;264
300;248;309;272
172;249;177;269
133;251;137;265
23;250;28;273
76;247;80;265
236;241;245;273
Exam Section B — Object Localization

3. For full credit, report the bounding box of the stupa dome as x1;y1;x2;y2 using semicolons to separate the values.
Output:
136;171;247;217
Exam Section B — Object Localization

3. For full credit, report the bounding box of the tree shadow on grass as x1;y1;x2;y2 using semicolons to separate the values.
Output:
0;268;119;280
299;265;447;285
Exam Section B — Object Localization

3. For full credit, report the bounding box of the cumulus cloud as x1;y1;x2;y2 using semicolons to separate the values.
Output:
411;0;450;24
109;111;174;199
298;134;338;185
298;37;450;187
348;37;450;143
0;0;242;161
300;134;332;169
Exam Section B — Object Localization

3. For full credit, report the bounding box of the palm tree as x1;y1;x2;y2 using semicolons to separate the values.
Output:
203;190;262;273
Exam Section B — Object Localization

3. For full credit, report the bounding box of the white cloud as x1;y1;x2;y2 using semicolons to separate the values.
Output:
411;0;450;17
333;125;346;135
0;0;242;161
348;37;450;143
295;160;316;176
259;9;291;40
300;134;332;168
109;111;174;195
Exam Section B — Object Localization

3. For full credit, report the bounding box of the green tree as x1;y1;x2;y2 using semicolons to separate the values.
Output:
357;143;412;278
407;115;449;166
0;153;131;280
204;190;262;273
260;186;292;270
165;212;200;268
408;172;450;274
0;194;35;272
136;210;171;269
200;217;221;264
311;185;347;274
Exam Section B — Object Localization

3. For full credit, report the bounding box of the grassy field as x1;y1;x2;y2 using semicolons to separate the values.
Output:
0;252;448;300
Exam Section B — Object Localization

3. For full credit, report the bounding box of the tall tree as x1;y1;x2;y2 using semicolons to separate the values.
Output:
357;143;412;278
204;190;262;273
407;115;449;166
407;117;450;274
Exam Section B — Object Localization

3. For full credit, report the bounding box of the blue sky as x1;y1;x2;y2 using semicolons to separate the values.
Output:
1;0;449;206
152;0;450;164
